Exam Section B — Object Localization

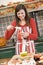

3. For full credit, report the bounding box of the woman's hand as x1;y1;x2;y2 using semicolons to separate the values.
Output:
7;25;14;31
21;32;29;38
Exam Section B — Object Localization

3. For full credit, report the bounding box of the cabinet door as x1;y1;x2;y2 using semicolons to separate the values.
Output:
36;43;43;53
0;47;15;58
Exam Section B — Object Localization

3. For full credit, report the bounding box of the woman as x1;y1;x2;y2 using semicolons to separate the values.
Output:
5;4;38;54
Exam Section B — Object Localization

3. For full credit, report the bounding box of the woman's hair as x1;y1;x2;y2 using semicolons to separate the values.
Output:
15;4;31;26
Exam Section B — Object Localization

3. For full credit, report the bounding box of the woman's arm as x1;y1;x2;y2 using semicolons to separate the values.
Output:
27;18;38;40
4;20;16;40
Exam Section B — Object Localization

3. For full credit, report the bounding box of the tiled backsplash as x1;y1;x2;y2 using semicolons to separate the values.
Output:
35;11;43;36
0;15;15;38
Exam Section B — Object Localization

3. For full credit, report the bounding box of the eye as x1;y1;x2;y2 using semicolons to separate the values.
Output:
17;13;20;16
21;12;23;14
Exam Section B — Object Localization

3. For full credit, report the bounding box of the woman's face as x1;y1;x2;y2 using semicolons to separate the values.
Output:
17;9;26;21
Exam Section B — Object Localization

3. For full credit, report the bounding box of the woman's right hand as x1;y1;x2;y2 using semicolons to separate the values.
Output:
7;25;14;31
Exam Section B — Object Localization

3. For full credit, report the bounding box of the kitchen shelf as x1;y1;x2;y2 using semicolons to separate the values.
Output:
0;0;39;10
0;5;14;10
0;7;43;18
0;0;43;18
0;12;15;18
27;7;43;13
20;0;39;4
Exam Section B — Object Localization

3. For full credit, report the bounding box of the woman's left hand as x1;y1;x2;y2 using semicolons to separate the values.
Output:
21;32;29;38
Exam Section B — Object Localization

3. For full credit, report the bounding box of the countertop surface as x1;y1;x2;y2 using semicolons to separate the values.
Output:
0;58;43;65
0;53;43;65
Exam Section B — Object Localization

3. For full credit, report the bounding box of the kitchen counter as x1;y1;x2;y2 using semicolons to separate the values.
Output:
0;58;43;65
0;53;43;65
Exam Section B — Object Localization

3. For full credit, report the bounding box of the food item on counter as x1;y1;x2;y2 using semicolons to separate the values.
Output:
26;56;32;60
20;51;28;57
34;54;40;58
0;37;7;47
8;52;34;65
8;55;22;65
38;60;43;63
28;53;33;57
8;54;33;65
34;53;43;61
34;54;40;61
40;56;43;60
36;53;43;63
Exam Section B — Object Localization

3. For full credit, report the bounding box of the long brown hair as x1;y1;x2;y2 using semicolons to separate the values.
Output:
15;4;31;26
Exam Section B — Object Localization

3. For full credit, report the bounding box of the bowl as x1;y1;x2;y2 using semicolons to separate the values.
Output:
0;37;7;47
